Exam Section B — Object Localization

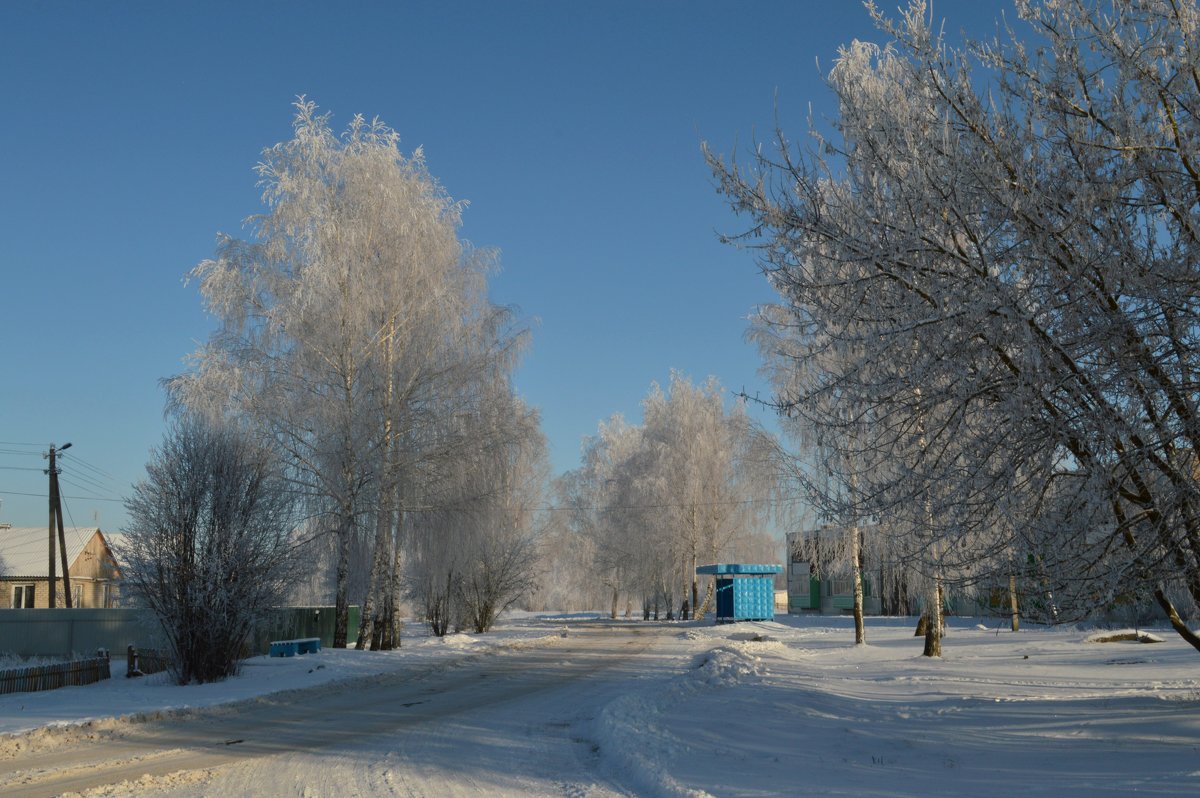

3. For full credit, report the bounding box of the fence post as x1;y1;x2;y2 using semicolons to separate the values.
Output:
127;644;143;678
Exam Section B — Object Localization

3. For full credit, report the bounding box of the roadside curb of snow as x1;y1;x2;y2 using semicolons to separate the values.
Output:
490;631;568;650
0;704;239;760
594;639;767;798
62;765;218;798
0;631;566;758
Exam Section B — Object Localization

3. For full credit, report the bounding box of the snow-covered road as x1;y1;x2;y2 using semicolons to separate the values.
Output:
5;614;1200;797
1;623;670;798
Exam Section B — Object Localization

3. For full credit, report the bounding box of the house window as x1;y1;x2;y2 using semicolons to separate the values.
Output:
790;562;810;596
73;584;83;608
11;584;35;608
828;577;854;596
102;583;113;608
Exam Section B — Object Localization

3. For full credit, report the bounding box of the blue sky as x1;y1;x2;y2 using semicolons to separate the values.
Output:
0;1;1004;531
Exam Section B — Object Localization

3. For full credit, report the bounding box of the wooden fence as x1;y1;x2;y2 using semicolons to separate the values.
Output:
127;646;173;677
0;655;111;696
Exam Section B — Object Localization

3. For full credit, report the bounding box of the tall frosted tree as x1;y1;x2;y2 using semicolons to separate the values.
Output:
559;374;783;617
641;373;781;617
566;415;650;619
708;0;1200;652
171;99;524;646
405;379;546;636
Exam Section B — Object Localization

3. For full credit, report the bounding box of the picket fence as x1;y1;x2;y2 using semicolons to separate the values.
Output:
0;655;111;695
128;646;173;677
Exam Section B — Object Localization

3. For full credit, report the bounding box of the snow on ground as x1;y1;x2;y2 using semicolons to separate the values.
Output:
0;617;566;740
4;612;1200;796
603;615;1200;797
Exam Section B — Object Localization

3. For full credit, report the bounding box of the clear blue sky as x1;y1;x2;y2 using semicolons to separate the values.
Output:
0;1;1004;531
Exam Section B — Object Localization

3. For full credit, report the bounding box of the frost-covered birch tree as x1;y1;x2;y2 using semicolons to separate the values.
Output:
171;99;526;647
558;375;784;617
708;0;1200;652
565;415;650;619
641;373;781;618
405;384;546;635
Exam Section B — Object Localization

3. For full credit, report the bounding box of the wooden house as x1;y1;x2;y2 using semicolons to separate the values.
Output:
0;525;120;608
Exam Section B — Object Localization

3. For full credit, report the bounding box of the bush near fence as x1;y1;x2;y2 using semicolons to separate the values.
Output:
0;655;111;695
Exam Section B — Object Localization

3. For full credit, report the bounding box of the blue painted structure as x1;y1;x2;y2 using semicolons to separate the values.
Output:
696;564;783;623
269;637;321;657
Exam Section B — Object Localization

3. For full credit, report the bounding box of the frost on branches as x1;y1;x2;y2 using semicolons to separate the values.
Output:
122;417;299;684
708;0;1200;651
555;373;785;620
168;99;536;648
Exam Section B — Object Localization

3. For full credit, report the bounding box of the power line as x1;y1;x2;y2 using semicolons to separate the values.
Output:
0;441;43;447
0;466;46;472
403;494;806;514
58;477;119;502
535;496;805;513
0;489;123;504
3;481;803;515
59;493;95;552
59;468;113;494
59;453;116;481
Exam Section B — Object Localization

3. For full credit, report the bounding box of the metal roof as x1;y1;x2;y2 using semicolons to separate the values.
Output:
0;526;101;579
695;563;783;575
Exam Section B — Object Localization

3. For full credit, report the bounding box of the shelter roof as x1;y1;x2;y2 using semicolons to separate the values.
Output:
695;563;783;575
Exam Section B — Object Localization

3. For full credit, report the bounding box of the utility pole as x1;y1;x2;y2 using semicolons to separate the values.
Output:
44;442;73;608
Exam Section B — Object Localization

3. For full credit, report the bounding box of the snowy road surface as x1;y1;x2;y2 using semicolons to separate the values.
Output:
4;614;1200;797
1;622;669;797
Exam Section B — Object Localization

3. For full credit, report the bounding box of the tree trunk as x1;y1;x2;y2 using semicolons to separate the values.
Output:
1009;573;1020;633
384;509;405;649
356;511;392;649
690;547;699;618
695;580;714;619
848;430;865;644
1153;587;1200;653
375;324;402;651
1113;502;1200;652
852;523;865;645
333;513;353;648
922;579;943;657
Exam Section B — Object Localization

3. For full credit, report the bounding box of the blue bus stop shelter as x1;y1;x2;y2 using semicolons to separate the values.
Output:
696;563;783;623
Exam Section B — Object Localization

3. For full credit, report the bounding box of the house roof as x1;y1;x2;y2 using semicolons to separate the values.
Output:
0;526;101;579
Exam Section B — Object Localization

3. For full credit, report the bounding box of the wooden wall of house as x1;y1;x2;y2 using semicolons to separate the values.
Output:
1;531;120;609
